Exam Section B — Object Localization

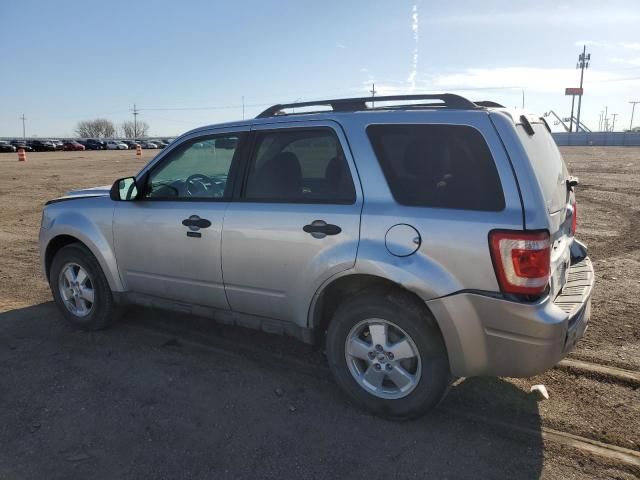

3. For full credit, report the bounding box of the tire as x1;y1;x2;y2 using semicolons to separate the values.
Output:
49;243;119;331
326;288;450;420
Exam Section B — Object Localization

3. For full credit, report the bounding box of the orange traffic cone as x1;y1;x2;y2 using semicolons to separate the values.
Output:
17;148;26;162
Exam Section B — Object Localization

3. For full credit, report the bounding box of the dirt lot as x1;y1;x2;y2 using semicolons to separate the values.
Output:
0;148;639;479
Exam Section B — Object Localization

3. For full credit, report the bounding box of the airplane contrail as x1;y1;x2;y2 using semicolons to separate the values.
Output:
408;4;419;91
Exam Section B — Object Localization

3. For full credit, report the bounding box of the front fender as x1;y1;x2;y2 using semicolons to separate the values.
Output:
40;199;123;292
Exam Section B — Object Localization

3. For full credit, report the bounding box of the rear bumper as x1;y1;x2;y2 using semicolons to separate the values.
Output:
427;253;594;378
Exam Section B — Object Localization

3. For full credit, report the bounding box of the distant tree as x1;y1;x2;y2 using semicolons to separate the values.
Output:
120;120;150;139
74;118;116;138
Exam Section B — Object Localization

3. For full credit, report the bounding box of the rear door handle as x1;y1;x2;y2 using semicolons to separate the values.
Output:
303;220;342;237
182;215;212;229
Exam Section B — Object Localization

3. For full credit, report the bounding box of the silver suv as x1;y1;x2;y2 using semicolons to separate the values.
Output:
40;94;594;419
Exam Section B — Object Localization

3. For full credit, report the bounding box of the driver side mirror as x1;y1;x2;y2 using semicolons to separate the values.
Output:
110;176;139;201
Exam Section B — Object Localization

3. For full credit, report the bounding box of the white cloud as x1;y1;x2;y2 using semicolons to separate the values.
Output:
574;40;640;50
430;67;631;93
621;42;640;51
360;66;638;98
427;10;640;27
336;44;347;49
611;57;640;66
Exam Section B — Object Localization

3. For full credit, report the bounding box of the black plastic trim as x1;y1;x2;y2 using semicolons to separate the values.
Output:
257;94;478;118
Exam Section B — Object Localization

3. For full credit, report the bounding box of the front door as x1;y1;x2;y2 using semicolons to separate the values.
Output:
222;122;362;325
113;129;247;309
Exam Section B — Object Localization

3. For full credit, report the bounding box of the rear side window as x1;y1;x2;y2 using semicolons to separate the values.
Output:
367;124;505;211
244;128;356;204
516;122;569;213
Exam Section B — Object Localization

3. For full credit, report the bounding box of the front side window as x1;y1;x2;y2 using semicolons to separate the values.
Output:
367;124;505;211
146;134;242;199
244;128;356;203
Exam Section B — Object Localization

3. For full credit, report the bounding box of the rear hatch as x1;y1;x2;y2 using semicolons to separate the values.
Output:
514;116;575;298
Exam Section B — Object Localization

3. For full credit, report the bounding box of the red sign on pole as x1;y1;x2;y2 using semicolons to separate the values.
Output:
565;87;583;96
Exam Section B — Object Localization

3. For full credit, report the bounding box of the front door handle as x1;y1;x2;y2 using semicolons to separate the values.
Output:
182;215;212;229
303;220;342;237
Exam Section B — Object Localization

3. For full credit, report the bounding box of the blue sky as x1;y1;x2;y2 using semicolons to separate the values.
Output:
1;0;639;137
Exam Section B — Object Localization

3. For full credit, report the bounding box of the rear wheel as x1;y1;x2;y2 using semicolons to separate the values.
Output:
49;243;119;331
326;289;450;420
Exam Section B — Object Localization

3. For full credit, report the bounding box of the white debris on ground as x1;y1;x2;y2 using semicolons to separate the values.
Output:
530;384;550;400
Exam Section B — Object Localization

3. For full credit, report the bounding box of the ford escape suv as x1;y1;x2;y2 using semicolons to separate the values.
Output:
40;94;594;419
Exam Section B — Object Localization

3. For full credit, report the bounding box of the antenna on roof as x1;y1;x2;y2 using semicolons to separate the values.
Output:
370;83;377;108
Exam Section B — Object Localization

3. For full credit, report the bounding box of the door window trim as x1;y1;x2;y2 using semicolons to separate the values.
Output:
135;131;249;203
236;125;358;205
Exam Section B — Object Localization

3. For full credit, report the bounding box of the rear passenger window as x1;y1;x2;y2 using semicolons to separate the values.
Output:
367;125;505;211
244;128;356;204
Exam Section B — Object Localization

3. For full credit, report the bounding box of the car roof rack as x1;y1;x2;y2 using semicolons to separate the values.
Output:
473;100;505;108
256;94;479;118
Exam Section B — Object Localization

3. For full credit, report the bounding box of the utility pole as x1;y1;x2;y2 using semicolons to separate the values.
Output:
575;45;591;133
598;111;603;132
569;96;576;132
611;113;618;132
629;101;640;130
521;89;525;109
132;104;139;139
604;105;608;132
241;96;245;120
20;114;27;141
370;83;377;108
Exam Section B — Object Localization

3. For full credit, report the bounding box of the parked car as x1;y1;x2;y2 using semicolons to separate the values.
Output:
139;141;158;149
30;140;57;152
105;140;128;150
63;141;86;151
0;140;17;152
10;140;34;152
39;94;593;419
53;140;64;151
121;140;141;150
81;139;106;150
149;139;167;148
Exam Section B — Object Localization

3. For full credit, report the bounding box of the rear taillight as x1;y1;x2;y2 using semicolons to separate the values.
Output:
570;200;577;235
489;230;551;295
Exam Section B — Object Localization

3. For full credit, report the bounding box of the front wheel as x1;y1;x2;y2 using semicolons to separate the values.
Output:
49;243;119;331
326;289;450;420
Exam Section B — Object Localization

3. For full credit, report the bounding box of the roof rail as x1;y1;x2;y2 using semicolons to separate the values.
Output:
474;100;505;108
256;94;479;118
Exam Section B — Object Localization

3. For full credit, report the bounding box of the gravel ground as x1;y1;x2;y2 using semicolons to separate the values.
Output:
1;303;637;480
0;148;639;478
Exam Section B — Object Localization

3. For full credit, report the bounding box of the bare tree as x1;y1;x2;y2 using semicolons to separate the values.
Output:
120;120;150;139
74;118;116;138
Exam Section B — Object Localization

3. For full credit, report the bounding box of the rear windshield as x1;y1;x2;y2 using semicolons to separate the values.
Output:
515;122;568;213
367;124;505;211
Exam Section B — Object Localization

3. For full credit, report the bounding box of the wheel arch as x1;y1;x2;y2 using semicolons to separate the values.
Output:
42;216;124;293
309;273;462;365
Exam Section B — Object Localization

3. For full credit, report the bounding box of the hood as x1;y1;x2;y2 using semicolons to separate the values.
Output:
46;185;112;205
64;185;112;198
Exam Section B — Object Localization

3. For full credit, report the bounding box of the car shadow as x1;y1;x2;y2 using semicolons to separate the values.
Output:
0;302;544;479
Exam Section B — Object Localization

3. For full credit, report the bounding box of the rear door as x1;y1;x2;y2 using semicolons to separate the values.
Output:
221;121;362;326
